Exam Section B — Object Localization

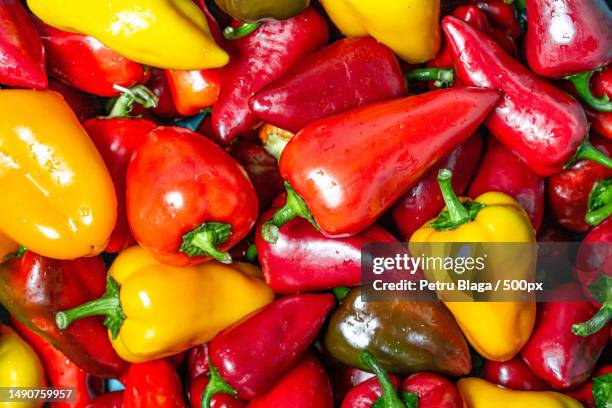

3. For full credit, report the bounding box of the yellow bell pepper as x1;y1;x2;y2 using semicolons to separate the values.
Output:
319;0;440;63
27;0;229;70
0;233;18;263
0;324;46;408
55;246;274;362
0;90;116;260
457;378;583;408
410;169;536;362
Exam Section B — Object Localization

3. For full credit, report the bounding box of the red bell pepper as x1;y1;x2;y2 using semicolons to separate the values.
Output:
126;126;259;266
468;137;545;230
211;7;328;144
143;68;181;119
548;134;612;232
0;0;46;89
248;353;333;408
123;360;184;408
12;319;104;408
33;18;148;97
85;87;158;253
206;294;335;401
189;376;246;408
521;283;610;389
48;78;102;122
474;0;522;40
262;86;499;240
482;356;549;391
392;133;483;240
564;365;612;408
400;372;463;408
249;37;407;133
87;392;124;408
524;0;612;111
443;16;611;177
0;251;128;377
165;69;222;116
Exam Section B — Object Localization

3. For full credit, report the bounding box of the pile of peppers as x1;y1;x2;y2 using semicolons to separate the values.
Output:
0;0;611;407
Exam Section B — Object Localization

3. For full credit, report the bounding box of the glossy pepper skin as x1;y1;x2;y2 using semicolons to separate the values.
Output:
401;373;464;408
588;67;612;139
320;0;440;64
212;8;328;144
457;378;582;408
443;16;595;177
33;19;148;97
524;0;612;79
12;319;104;408
324;287;471;376
27;0;229;70
250;37;407;133
208;294;335;399
189;376;247;408
468;137;545;231
475;0;522;41
0;252;127;378
86;392;124;408
548;135;612;232
411;170;537;362
0;324;46;408
165;69;221;116
214;0;309;22
247;353;334;408
127;126;258;266
392;133;483;240
273;87;499;238
145;69;181;119
521;284;610;389
482;357;549;391
0;0;46;89
123;360;184;408
0;90;116;259
341;375;400;408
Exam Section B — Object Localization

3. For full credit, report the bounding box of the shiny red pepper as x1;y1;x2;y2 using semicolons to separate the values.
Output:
248;353;333;408
340;376;401;408
586;67;612;140
468;137;545;231
392;133;483;240
207;294;335;400
143;68;181;119
86;392;124;408
328;364;374;406
211;8;328;144
126;126;259;266
250;37;407;133
474;0;522;40
48;78;102;122
0;0;46;89
521;283;610;389
482;356;549;391
12;319;104;408
262;87;499;239
123;360;184;408
33;18;148;97
442;16;611;177
548;135;612;233
0;252;128;378
564;365;612;408
400;372;464;408
165;69;222;116
188;344;209;381
189;376;246;408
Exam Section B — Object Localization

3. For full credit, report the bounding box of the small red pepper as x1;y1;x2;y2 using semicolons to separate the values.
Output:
328;364;374;406
392;133;483;240
340;376;401;408
143;68;181;119
211;8;328;144
521;283;610;389
189;376;246;408
48;78;102;122
482;356;549;391
564;365;612;408
165;69;222;116
188;344;210;381
443;16;611;177
123;360;184;408
0;0;46;89
262;87;499;240
468;137;545;230
250;37;407;133
400;372;464;408
126;126;259;266
86;392;124;408
33;18;148;97
474;0;522;40
586;67;612;140
206;294;335;401
248;353;334;408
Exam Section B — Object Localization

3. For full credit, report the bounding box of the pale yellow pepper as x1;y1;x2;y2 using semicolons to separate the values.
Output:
457;378;583;408
27;0;229;70
320;0;440;63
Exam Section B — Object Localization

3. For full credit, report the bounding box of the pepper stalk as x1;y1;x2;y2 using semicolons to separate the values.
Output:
180;222;233;264
572;274;612;336
360;351;406;408
565;139;612;170
108;84;159;118
566;70;612;112
585;178;612;227
201;358;238;408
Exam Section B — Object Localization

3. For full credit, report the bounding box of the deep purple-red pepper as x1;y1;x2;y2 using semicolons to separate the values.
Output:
482;357;549;391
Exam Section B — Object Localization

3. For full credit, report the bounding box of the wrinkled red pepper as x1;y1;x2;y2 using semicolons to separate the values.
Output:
123;360;184;408
482;356;549;391
48;78;101;122
165;69;222;116
250;37;407;133
0;0;46;89
400;372;463;408
468;137;545;230
262;87;499;240
211;8;328;144
126;126;259;266
86;392;124;408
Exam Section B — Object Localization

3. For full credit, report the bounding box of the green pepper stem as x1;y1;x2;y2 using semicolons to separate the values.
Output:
585;178;612;226
566;70;612;112
405;68;455;88
108;85;159;118
223;23;261;40
201;358;237;408
55;277;125;339
568;139;612;170
586;202;612;226
245;244;258;263
360;351;406;408
332;287;351;302
2;246;27;263
180;222;233;264
261;181;318;243
572;304;612;336
438;169;469;224
264;132;290;161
